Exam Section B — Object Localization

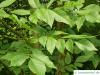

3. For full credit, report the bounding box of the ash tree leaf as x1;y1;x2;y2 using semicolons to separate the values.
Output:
65;52;72;64
65;39;73;53
62;35;94;39
28;58;46;75
51;8;73;27
51;31;67;36
11;9;30;15
46;37;57;54
74;62;83;68
75;39;97;51
35;8;54;28
39;36;47;47
28;0;41;8
56;39;65;54
76;4;100;23
76;16;85;31
85;12;99;23
47;0;55;8
32;50;56;68
91;55;100;68
0;0;16;8
29;13;38;24
84;4;100;12
0;9;10;18
75;52;95;63
1;52;28;66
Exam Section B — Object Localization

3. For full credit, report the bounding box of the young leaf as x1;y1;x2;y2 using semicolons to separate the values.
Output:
75;39;97;51
65;39;73;53
0;0;16;8
28;58;46;75
46;37;57;54
28;0;41;8
32;50;56;68
65;52;72;64
39;36;47;47
56;39;65;54
11;9;30;15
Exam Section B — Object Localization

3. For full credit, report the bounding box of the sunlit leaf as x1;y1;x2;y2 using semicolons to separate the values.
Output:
75;39;97;51
65;39;73;53
11;9;30;15
28;58;46;75
56;39;65;54
28;0;41;8
46;37;57;54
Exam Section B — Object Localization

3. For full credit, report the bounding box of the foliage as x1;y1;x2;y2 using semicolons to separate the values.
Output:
0;0;100;75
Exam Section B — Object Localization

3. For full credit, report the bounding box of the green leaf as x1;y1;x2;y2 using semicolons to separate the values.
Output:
51;31;67;36
29;13;38;24
0;9;10;18
65;65;74;72
65;39;73;53
75;39;97;51
52;8;73;27
46;37;57;54
28;58;46;75
0;0;16;8
77;4;100;15
75;52;95;63
35;8;54;27
39;36;47;47
91;55;100;68
32;50;56;68
65;52;72;64
74;63;83;68
62;35;94;39
11;9;30;15
47;0;55;8
1;52;28;66
84;4;100;12
28;0;41;8
85;12;99;23
56;39;65;54
76;16;85;31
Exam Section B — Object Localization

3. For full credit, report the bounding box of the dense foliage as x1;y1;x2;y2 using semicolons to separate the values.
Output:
0;0;100;75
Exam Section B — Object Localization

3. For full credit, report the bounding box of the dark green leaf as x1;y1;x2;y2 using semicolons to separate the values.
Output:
65;52;72;64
